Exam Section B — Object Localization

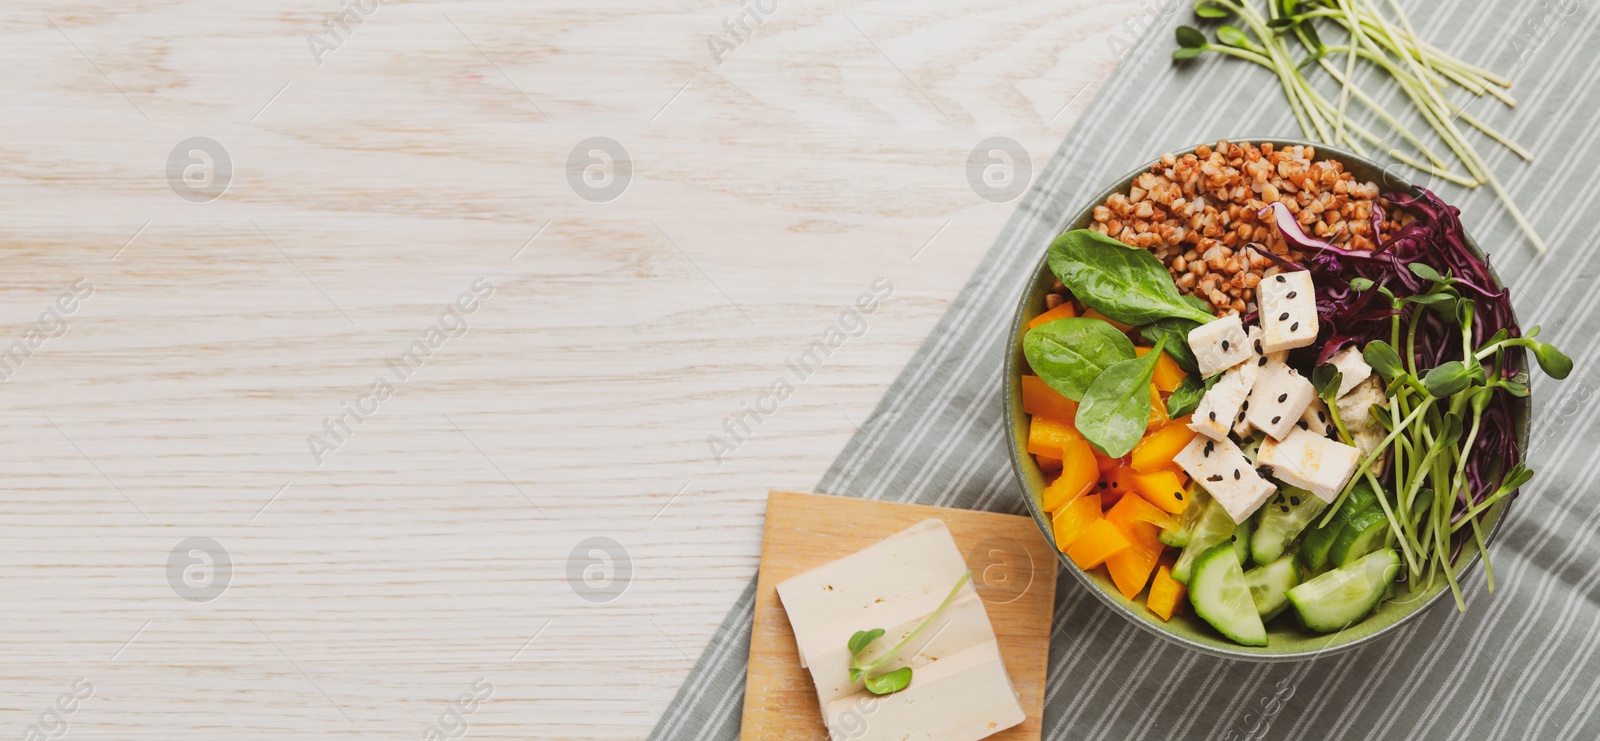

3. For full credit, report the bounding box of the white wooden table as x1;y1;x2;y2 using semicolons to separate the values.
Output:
0;1;1140;737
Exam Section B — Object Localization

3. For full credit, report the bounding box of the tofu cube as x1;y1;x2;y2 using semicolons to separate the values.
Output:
1173;434;1278;523
1259;271;1318;353
1299;398;1333;437
1338;375;1390;475
1188;314;1252;377
1232;327;1269;437
1246;324;1286;366
1329;345;1373;397
1258;427;1362;503
1246;360;1317;441
1336;374;1387;434
1188;359;1259;441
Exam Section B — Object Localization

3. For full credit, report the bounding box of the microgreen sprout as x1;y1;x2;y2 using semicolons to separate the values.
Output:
1172;0;1548;253
846;571;971;695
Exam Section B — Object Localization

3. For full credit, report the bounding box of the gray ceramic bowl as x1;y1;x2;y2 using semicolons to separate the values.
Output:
1002;138;1527;661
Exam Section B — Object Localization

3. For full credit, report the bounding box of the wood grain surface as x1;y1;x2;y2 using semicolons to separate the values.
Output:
742;491;1056;741
0;1;1142;738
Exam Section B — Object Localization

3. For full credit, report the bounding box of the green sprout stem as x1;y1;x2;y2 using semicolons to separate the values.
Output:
849;571;972;688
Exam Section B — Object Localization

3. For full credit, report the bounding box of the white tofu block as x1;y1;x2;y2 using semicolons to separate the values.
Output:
1339;375;1390;476
1259;271;1318;353
1232;408;1256;438
1244;324;1286;366
1329;346;1373;397
1188;359;1259;441
1336;375;1387;434
1258;428;1362;503
805;589;995;708
1233;327;1267;437
1173;434;1278;523
1299;398;1333;437
1246;360;1317;441
824;640;1026;741
1352;425;1388;477
776;519;968;670
1189;314;1252;377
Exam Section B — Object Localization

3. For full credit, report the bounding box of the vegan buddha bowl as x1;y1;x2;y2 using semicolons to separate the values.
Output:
1003;139;1567;660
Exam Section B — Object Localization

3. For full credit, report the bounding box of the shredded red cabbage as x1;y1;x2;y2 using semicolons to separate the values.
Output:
1260;190;1524;537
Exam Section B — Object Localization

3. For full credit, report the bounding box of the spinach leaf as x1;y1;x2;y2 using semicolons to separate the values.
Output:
1024;318;1136;400
1077;337;1167;457
1047;230;1216;326
1165;374;1210;418
1140;317;1201;374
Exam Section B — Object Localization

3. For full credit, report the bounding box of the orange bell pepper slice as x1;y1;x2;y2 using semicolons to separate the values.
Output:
1146;556;1186;621
1128;468;1191;515
1042;437;1097;512
1080;308;1133;333
1137;347;1188;393
1104;494;1173;599
1027;415;1080;459
1131;416;1197;473
1027;302;1078;329
1146;384;1169;431
1051;493;1101;552
1098;465;1139;507
1065;518;1131;570
1020;376;1079;422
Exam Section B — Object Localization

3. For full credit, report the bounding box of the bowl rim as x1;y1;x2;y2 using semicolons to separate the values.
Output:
1002;136;1523;662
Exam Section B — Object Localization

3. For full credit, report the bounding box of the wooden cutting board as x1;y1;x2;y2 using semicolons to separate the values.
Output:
741;490;1058;740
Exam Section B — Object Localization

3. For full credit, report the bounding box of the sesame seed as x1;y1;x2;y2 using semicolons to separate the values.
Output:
1176;491;1184;500
1276;274;1286;283
1287;291;1297;299
1207;474;1224;482
1223;340;1230;351
1290;495;1301;506
1259;357;1268;366
1291;321;1300;332
1233;469;1241;480
1242;401;1250;411
1209;411;1216;421
1277;393;1288;403
1278;312;1289;321
1271;415;1281;424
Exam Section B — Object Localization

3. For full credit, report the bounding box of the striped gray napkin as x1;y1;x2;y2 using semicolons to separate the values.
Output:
651;1;1600;738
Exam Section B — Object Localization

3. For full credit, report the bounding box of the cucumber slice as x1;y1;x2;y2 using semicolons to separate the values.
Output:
1159;486;1208;548
1298;481;1378;573
1244;555;1301;621
1287;548;1400;632
1189;543;1268;646
1251;486;1327;565
1172;499;1237;584
1329;508;1390;567
1232;516;1254;568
